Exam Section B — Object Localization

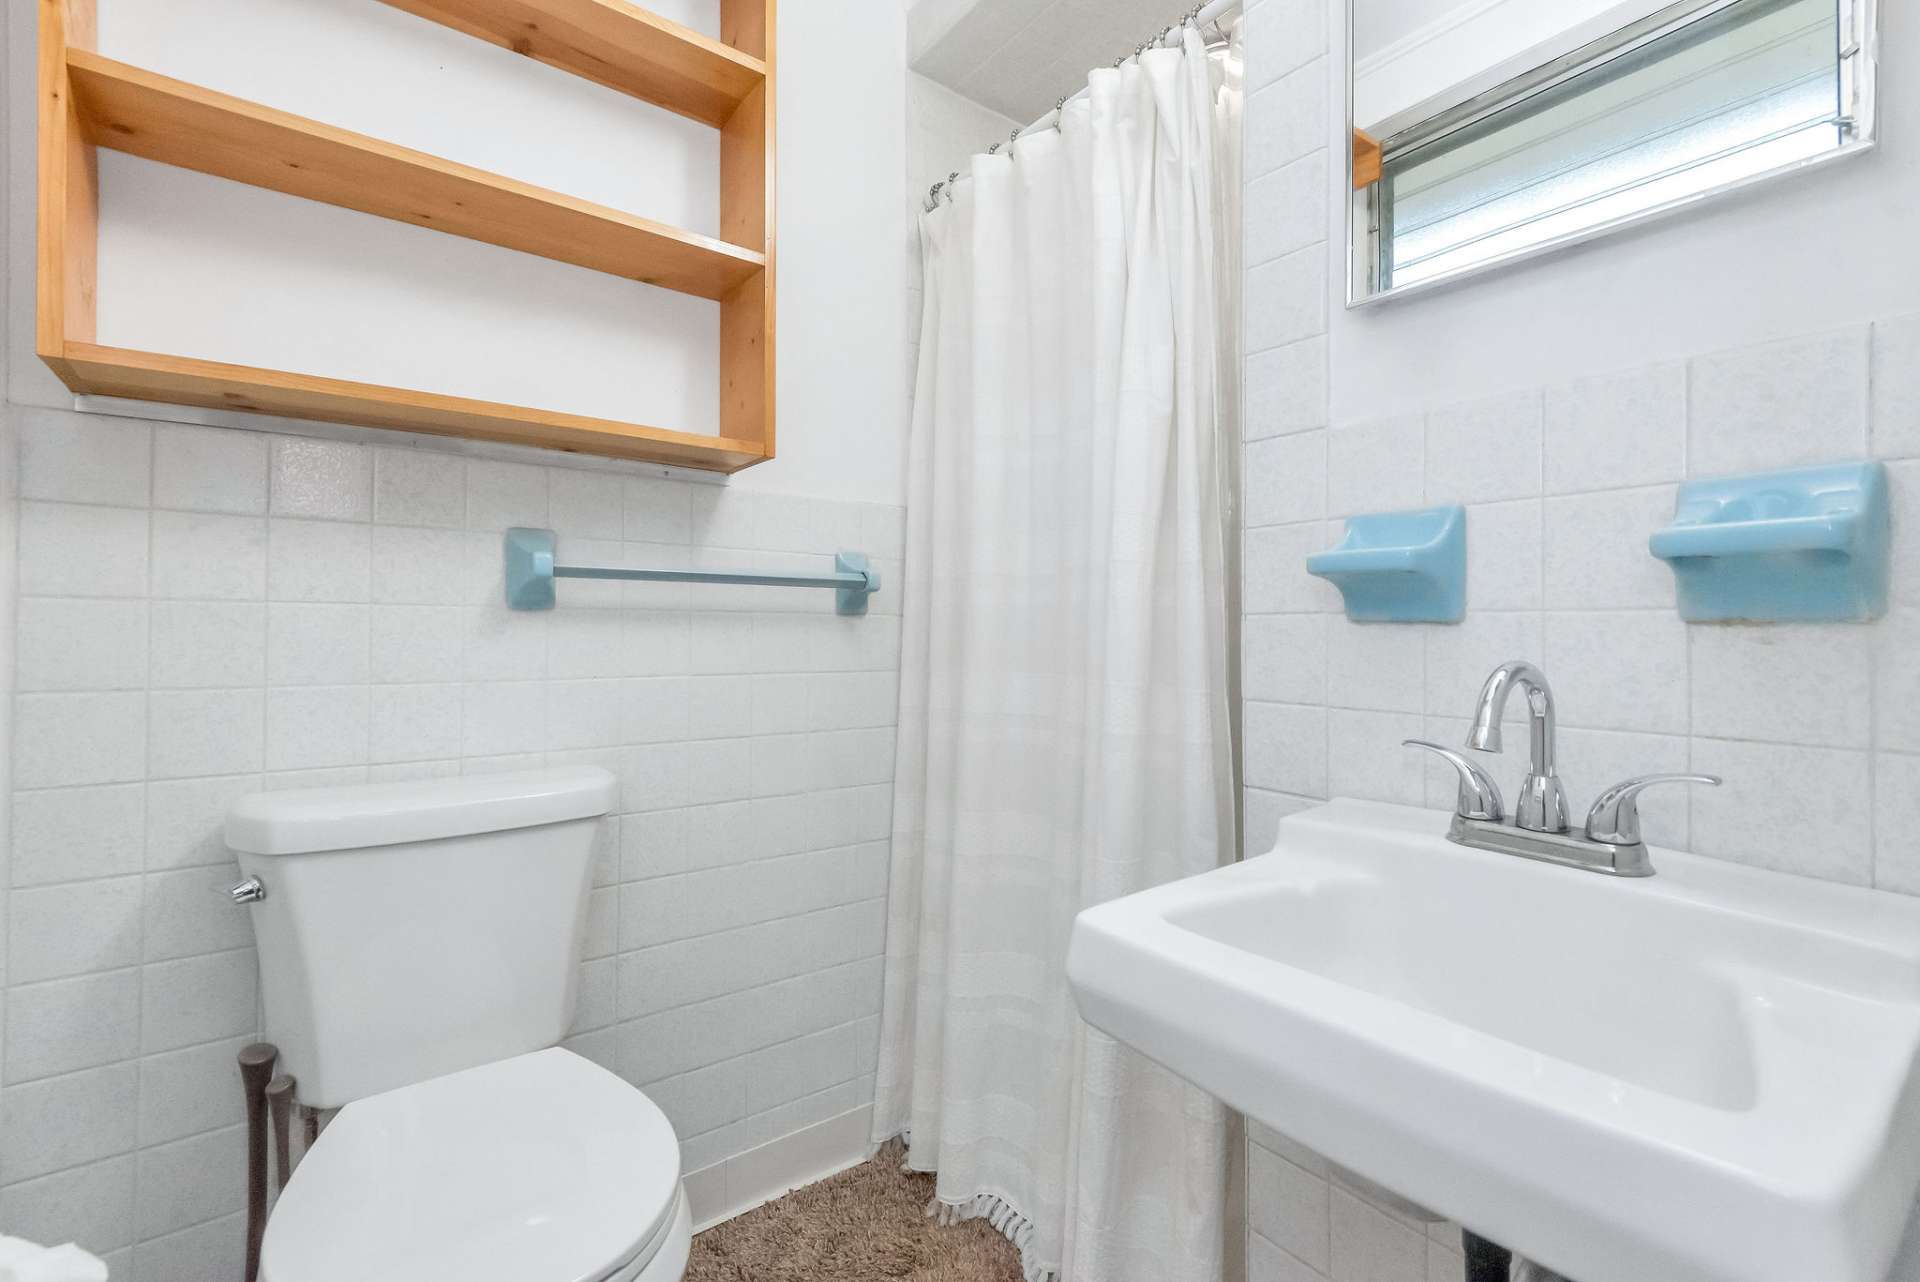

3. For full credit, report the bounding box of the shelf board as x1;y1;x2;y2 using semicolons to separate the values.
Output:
60;343;768;471
376;0;765;127
66;50;764;301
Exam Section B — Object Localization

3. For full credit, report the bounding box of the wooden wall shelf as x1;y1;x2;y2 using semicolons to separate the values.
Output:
37;0;777;473
376;0;766;128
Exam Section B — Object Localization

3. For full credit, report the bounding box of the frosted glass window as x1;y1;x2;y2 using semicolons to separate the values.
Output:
1374;0;1847;290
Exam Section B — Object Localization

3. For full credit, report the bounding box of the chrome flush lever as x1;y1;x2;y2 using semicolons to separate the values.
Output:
1402;740;1504;823
1584;775;1721;846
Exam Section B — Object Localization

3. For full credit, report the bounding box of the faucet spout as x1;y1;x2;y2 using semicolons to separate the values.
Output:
1468;660;1568;833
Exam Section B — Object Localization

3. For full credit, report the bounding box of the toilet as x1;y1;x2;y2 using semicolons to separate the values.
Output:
224;767;690;1282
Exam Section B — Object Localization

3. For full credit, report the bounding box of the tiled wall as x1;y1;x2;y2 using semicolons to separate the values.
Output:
1238;0;1920;1278
0;411;902;1275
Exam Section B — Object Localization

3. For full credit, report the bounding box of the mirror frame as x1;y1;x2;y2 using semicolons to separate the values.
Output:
1345;0;1881;307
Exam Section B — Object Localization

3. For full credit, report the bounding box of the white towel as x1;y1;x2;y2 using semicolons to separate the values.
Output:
0;1237;109;1282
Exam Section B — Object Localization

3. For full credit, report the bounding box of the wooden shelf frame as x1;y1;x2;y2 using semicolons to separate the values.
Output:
37;0;777;473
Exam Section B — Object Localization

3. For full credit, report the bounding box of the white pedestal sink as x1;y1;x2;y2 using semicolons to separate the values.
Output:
1067;800;1920;1282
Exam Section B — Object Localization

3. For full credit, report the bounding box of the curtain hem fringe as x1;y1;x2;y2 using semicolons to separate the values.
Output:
881;1133;1061;1282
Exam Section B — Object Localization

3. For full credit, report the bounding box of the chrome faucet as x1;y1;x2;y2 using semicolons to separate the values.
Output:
1466;660;1568;834
1406;659;1721;877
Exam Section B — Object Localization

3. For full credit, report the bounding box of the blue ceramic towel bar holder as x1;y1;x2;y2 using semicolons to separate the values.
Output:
1306;506;1466;623
1649;462;1889;623
505;528;881;615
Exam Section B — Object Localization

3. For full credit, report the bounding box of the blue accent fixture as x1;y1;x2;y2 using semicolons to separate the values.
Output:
504;528;881;616
1649;462;1889;623
1306;506;1466;623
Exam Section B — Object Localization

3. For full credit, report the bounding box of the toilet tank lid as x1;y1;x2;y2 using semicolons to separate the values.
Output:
226;767;617;855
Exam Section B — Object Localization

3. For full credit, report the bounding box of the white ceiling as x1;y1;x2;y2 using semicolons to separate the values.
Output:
909;0;1201;124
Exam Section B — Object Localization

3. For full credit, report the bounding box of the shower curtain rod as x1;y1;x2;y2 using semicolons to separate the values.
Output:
924;0;1242;211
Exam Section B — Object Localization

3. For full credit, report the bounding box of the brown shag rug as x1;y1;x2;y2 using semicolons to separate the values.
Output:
686;1149;1027;1282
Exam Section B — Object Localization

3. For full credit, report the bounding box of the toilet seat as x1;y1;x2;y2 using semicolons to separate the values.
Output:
260;1048;686;1282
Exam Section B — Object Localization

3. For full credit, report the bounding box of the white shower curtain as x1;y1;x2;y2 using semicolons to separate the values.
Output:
876;28;1241;1282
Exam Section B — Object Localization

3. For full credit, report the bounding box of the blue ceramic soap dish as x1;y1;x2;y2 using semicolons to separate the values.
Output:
1306;506;1466;623
1649;461;1889;623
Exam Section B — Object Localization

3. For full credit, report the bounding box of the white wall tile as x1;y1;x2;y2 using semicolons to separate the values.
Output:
1247;153;1328;267
1328;709;1426;806
1542;611;1687;735
1464;499;1541;612
1330;1186;1427;1282
1689;328;1870;476
1543;487;1673;611
1424;613;1543;716
150;513;267;601
148;690;265;780
1247;431;1329;528
140;951;257;1054
1245;702;1328;797
1543;364;1685;494
1426;391;1542;506
12;785;145;887
8;877;143;987
19;503;149;598
1874;753;1920;895
15;693;148;788
1691;626;1870;748
1690;739;1871;884
265;686;370;770
1326;623;1423;713
1249;1143;1329;1272
134;1125;245;1240
18;411;151;508
1556;728;1692;849
373;447;466;528
0;1155;136;1257
270;438;371;521
150;602;264;690
153;426;268;515
1246;615;1328;705
5;971;142;1083
1247;248;1329;353
466;460;549;531
17;599;148;691
1328;416;1422;517
143;867;254;963
268;519;371;603
370;605;466;683
1246;59;1327;179
0;1064;138;1184
551;469;626;540
1247;337;1329;440
137;1037;249;1147
626;478;694;544
1872;312;1920;459
146;777;260;872
267;604;370;686
1876;609;1920;753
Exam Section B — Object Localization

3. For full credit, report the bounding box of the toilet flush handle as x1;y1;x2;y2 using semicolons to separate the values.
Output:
229;876;268;905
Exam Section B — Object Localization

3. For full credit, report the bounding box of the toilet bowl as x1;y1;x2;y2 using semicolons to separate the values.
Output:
260;1050;690;1282
225;768;688;1281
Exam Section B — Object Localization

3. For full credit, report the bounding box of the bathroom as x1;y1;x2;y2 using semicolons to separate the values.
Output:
0;0;1915;1278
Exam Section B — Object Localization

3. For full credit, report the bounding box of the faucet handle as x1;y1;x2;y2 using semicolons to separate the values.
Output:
1584;774;1721;845
1403;740;1505;822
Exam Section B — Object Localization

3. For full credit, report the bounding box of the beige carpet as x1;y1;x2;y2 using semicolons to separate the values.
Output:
685;1151;1027;1282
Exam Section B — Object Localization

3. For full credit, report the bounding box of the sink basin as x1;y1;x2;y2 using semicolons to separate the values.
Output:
1067;800;1920;1282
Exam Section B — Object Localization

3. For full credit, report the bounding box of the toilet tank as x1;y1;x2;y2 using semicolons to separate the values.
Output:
225;768;616;1109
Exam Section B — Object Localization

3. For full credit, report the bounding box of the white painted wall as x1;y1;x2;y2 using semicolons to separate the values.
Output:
1333;0;1916;423
4;0;910;506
